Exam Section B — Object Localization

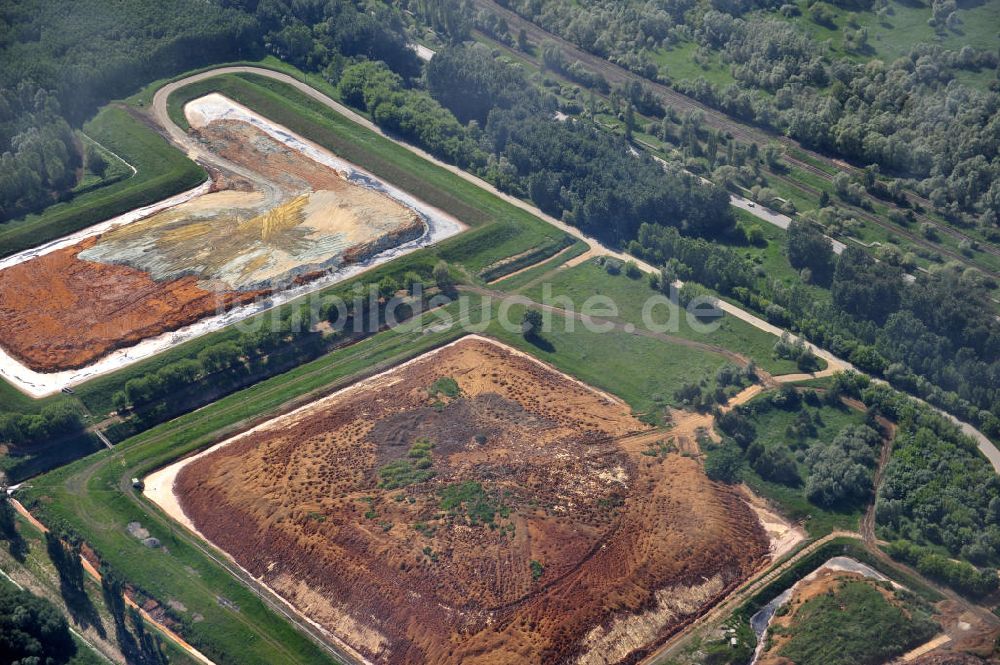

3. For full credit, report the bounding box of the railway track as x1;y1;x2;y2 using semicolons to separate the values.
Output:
764;169;1000;277
470;0;1000;269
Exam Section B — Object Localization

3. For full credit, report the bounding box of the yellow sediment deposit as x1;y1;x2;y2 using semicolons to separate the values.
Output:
76;119;424;291
246;195;309;241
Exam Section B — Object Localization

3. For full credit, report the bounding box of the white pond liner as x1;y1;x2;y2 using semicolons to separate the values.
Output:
0;94;465;398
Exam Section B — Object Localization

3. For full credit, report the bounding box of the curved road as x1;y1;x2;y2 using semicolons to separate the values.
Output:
152;63;1000;484
152;67;852;376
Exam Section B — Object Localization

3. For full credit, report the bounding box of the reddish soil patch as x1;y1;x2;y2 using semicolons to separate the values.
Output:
175;337;769;664
0;237;263;372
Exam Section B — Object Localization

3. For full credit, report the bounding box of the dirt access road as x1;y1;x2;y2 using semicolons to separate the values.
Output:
152;68;850;377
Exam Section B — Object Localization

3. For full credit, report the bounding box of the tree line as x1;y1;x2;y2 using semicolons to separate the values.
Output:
0;83;79;221
629;212;999;436
492;0;999;232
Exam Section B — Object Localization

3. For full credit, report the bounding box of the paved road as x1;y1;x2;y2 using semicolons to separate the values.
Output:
646;152;847;255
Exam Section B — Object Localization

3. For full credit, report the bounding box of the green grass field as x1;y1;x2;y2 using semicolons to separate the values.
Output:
0;108;205;259
517;260;805;375
741;395;868;536
650;41;736;87
783;0;1000;87
482;303;730;417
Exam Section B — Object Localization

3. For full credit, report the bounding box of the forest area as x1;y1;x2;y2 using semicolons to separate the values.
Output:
488;0;1000;233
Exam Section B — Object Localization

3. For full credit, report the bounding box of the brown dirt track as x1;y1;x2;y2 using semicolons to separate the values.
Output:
0;237;264;372
174;336;769;664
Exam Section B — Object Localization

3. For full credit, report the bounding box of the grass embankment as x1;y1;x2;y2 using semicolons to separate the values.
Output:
0;107;205;259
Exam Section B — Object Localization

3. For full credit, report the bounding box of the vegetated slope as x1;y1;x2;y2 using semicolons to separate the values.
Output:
175;337;769;664
759;569;938;665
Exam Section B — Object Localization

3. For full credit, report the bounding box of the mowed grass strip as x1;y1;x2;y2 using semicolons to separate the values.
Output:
518;260;803;375
0;107;205;258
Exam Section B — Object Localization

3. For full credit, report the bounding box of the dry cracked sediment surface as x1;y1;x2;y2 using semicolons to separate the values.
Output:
0;116;424;373
174;336;769;664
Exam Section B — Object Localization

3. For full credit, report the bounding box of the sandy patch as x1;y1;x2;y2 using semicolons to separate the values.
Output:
739;485;807;560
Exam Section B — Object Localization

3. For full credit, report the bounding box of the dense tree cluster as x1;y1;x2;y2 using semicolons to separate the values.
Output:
887;540;999;598
786;219;835;284
0;586;76;665
339;60;484;167
1;0;260;124
0;402;83;447
630;223;753;291
254;0;420;77
420;44;735;244
493;0;1000;228
425;43;528;124
829;371;1000;567
879;419;1000;565
804;424;880;507
0;83;79;221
